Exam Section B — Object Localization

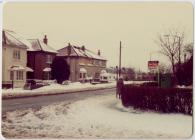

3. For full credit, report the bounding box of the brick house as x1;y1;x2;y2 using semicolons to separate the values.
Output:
57;43;107;82
2;29;31;88
27;35;58;80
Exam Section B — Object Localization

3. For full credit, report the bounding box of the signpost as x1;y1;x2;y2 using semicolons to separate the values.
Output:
148;61;160;86
148;61;159;70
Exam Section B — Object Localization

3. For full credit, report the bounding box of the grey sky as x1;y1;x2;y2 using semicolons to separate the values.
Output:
3;2;193;72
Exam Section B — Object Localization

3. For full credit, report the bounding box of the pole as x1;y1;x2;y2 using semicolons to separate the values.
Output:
178;36;181;85
116;66;118;81
157;66;160;87
119;41;122;78
178;36;181;65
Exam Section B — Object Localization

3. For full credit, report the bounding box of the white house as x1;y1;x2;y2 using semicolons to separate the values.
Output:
2;29;32;88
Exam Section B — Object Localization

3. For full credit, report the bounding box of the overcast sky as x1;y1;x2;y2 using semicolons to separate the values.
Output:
3;2;193;72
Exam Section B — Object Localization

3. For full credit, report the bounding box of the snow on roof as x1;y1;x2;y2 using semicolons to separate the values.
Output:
28;39;42;51
58;45;106;60
3;29;29;49
84;48;106;60
27;39;58;53
100;72;110;77
80;68;87;73
101;70;107;73
43;67;51;72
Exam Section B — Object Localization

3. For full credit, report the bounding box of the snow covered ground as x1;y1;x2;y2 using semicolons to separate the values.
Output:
2;94;192;138
2;80;152;99
2;82;116;99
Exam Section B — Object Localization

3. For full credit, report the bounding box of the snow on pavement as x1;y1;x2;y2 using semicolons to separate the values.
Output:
2;94;192;138
2;80;152;99
2;82;116;99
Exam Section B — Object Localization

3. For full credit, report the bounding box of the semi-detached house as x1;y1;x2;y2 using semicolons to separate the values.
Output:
57;43;107;82
2;29;32;88
27;35;58;80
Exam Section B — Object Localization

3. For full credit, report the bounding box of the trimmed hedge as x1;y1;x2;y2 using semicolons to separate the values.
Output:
120;84;192;115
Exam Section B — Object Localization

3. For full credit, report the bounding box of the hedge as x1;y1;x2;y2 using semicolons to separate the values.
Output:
119;84;192;115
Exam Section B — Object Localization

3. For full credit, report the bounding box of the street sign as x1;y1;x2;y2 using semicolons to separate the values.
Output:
148;61;159;70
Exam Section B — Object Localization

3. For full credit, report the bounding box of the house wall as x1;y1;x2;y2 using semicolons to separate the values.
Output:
66;57;107;82
65;57;78;82
27;51;56;80
2;45;27;88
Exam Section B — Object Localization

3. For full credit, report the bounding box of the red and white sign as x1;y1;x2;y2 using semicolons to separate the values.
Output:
148;61;159;69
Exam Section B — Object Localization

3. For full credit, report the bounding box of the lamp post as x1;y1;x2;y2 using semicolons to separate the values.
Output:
119;41;122;78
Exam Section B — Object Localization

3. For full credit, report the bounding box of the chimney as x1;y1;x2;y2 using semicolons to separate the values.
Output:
67;43;71;56
98;50;101;56
2;30;6;45
81;46;85;51
43;35;48;45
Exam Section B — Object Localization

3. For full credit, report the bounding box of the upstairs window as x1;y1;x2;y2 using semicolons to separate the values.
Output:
46;55;52;64
95;60;100;65
13;50;20;60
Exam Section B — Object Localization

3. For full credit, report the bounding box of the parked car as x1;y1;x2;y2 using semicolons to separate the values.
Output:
91;78;101;85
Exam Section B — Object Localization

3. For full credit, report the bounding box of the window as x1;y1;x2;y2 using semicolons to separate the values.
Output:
83;73;86;78
99;61;102;66
101;61;106;66
46;55;52;64
10;71;14;80
103;76;107;80
95;60;100;65
92;60;96;65
13;50;20;60
43;72;51;80
80;73;82;78
16;71;23;80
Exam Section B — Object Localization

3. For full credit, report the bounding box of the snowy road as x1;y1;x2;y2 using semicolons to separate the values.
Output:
2;88;115;114
2;93;192;139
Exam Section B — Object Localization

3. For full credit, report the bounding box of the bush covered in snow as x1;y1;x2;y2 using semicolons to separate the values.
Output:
119;84;192;115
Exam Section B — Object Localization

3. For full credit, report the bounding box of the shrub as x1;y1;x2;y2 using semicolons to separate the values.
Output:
51;57;70;84
119;84;192;115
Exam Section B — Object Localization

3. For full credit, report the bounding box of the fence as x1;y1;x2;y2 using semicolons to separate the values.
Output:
2;81;13;89
118;82;192;115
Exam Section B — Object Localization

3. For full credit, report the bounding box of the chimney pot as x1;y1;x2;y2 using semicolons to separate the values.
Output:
43;35;48;45
67;43;71;55
2;30;6;45
98;50;101;56
81;46;85;51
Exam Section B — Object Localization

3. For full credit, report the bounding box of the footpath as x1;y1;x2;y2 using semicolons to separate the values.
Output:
2;82;116;99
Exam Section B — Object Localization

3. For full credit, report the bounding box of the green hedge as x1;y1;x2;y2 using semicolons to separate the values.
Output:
120;84;192;115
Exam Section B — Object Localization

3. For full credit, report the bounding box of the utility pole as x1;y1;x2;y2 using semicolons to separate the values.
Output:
119;41;122;77
116;66;118;81
178;36;181;85
178;36;181;66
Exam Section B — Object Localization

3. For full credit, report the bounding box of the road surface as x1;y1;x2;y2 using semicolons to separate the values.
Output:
2;88;116;114
2;88;192;138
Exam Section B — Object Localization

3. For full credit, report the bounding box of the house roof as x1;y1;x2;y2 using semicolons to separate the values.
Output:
27;39;58;53
2;29;29;49
57;45;106;60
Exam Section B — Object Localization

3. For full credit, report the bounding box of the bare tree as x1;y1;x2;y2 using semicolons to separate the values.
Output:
184;42;193;61
155;29;185;76
158;63;171;74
